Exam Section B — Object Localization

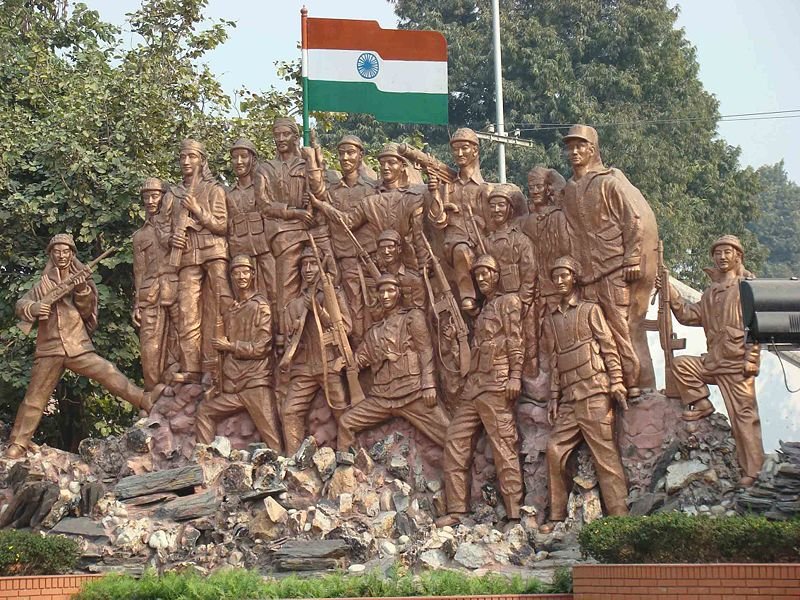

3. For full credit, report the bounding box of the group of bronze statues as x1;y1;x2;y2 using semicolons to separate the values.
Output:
6;118;766;529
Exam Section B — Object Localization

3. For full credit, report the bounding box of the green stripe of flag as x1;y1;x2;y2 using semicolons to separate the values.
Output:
306;79;448;125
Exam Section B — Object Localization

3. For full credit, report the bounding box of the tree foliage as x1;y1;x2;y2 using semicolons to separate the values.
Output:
325;0;765;286
0;0;298;450
749;161;800;277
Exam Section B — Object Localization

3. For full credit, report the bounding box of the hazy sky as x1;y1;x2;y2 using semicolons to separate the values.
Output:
85;0;800;182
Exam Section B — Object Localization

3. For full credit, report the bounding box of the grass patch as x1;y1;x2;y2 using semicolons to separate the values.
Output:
75;565;561;599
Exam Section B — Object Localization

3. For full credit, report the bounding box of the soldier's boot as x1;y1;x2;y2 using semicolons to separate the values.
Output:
4;443;26;460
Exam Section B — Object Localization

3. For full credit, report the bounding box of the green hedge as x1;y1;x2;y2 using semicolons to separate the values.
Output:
75;567;559;599
579;513;800;564
0;530;80;576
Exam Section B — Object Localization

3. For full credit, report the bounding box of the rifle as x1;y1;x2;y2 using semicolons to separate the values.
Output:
306;233;365;405
326;198;382;281
169;177;197;268
644;240;686;398
419;232;470;377
204;292;225;403
18;247;116;335
397;144;458;223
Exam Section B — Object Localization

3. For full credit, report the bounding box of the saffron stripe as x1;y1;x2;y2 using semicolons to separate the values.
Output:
305;18;447;62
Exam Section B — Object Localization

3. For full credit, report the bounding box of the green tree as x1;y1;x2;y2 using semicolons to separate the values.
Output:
748;162;800;277
325;0;765;286
0;0;297;450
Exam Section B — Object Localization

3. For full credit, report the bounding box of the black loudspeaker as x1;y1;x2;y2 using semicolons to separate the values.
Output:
740;278;800;345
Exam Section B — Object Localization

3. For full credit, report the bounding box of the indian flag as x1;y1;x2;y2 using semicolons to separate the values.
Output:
302;17;448;125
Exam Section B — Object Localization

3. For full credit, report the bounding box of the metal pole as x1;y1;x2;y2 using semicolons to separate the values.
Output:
491;0;506;183
301;6;310;146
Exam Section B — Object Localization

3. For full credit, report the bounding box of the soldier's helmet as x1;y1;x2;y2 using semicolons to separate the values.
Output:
140;177;165;195
230;255;255;270
550;255;582;278
450;127;479;146
562;124;598;147
337;135;365;151
472;254;500;273
376;273;400;289
710;234;744;257
230;138;258;157
46;233;77;254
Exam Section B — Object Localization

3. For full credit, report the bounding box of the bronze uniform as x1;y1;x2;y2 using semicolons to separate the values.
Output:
338;307;449;450
281;285;351;454
443;293;524;519
195;293;282;452
543;298;629;520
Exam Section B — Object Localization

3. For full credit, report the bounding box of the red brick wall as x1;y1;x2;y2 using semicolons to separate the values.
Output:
573;563;800;599
0;575;102;600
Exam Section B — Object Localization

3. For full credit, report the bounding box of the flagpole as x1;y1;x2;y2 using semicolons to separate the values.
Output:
301;6;310;146
491;0;506;183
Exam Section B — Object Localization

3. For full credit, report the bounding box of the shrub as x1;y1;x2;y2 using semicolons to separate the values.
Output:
75;566;555;599
0;530;80;576
579;513;800;564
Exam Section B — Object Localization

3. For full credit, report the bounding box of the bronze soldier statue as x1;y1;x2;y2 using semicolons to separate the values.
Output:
376;229;426;310
279;244;353;455
560;125;659;397
133;177;179;390
304;134;378;344
660;235;764;487
440;255;524;524
540;256;629;533
6;234;154;459
311;143;428;270
226;138;276;306
338;274;450;450
195;255;282;452
164;139;233;384
426;128;488;314
485;183;539;377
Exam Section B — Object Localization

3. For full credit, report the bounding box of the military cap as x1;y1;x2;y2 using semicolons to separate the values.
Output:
180;139;206;157
230;255;255;270
550;256;582;278
140;177;165;193
472;254;499;273
272;117;299;134
47;233;77;253
300;245;317;261
711;234;744;257
230;138;258;156
487;183;516;201
450;127;479;146
376;274;400;289
527;166;549;182
377;229;403;245
378;142;405;160
337;135;365;151
562;124;599;147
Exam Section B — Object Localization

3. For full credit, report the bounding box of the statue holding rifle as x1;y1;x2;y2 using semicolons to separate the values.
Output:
279;242;359;455
6;235;155;459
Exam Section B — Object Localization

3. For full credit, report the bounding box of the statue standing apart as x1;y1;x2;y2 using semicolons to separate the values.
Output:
226;138;275;306
426;128;487;314
440;255;524;523
133;177;179;390
560;125;659;397
279;245;352;455
165;139;233;384
661;235;764;487
195;255;282;452
484;184;539;377
540;256;629;533
6;235;153;459
305;135;377;344
338;274;450;450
